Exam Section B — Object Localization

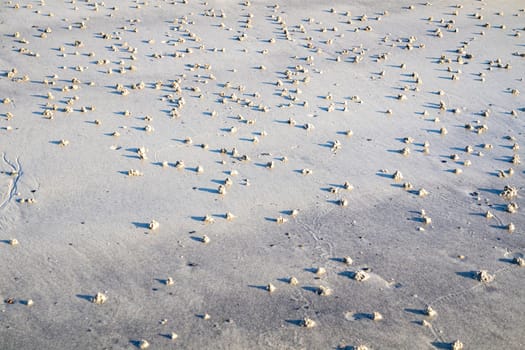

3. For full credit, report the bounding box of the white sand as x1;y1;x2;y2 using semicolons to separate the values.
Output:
1;1;524;349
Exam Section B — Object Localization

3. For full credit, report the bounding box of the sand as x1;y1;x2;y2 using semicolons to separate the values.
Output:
0;0;524;349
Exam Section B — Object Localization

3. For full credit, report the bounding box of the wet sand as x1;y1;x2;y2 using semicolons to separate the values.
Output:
1;1;524;349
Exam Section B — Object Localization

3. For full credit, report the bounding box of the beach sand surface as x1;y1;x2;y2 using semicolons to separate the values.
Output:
1;0;524;349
